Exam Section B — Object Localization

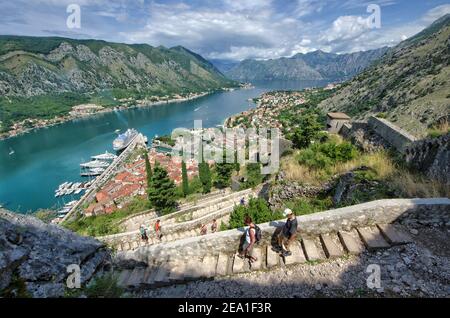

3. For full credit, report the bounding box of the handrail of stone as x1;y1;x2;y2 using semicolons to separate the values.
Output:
116;197;450;264
117;189;232;230
119;188;253;232
99;190;254;243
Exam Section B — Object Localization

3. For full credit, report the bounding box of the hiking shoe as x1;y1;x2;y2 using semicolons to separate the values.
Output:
272;246;282;253
282;251;292;257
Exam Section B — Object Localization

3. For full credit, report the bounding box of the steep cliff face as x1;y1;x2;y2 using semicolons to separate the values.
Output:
0;36;235;98
0;209;110;297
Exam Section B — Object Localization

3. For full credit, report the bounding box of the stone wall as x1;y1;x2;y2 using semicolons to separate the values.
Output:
115;198;450;265
368;116;417;153
404;133;450;185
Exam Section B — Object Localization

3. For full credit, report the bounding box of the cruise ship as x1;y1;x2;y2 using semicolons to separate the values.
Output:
113;129;138;151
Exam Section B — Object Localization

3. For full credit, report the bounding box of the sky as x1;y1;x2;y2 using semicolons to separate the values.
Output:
0;0;449;61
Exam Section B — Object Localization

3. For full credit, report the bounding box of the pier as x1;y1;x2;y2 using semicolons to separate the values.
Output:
61;133;147;223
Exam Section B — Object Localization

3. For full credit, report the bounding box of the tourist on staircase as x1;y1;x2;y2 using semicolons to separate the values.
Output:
155;220;162;241
139;225;148;242
238;216;258;263
200;223;207;235
211;219;218;233
240;197;246;206
276;208;298;257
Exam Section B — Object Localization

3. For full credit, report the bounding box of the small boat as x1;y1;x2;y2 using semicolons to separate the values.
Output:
91;151;117;161
8;148;15;155
80;160;110;168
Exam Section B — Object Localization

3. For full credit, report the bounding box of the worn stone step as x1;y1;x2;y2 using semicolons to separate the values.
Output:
126;267;145;288
117;270;132;287
377;224;412;245
301;238;324;261
320;233;345;259
216;253;230;276
153;264;171;285
201;255;218;278
249;247;263;270
166;234;174;242
338;230;365;255
284;241;307;265
131;241;139;250
232;254;246;274
357;226;390;251
143;267;157;285
266;245;280;268
169;262;186;282
184;259;203;280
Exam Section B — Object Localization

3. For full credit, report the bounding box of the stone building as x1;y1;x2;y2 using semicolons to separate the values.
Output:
326;112;351;133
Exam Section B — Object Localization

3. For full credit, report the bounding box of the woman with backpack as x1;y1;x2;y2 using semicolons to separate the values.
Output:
238;216;259;263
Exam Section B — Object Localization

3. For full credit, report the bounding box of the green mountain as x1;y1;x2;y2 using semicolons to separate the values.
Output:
0;36;236;132
318;14;450;137
225;47;388;82
0;36;235;97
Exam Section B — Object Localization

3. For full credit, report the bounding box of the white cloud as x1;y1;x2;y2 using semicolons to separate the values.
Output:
421;4;450;24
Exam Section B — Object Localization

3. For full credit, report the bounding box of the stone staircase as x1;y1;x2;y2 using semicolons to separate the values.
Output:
101;189;254;251
115;223;413;290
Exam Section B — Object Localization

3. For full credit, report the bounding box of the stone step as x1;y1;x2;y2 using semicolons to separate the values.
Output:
266;245;280;268
143;266;157;285
377;224;412;245
216;253;230;276
338;230;365;255
357;226;390;251
126;267;145;288
117;270;132;287
169;262;186;282
301;238;324;261
166;234;174;242
201;255;218;278
153;264;171;285
232;254;246;274
249;247;263;271
284;241;307;265
184;259;203;280
320;233;345;259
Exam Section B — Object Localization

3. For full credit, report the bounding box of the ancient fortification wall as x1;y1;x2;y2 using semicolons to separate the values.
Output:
367;116;417;153
116;198;450;265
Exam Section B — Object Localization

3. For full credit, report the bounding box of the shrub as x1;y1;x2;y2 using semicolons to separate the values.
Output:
226;198;283;229
297;140;358;170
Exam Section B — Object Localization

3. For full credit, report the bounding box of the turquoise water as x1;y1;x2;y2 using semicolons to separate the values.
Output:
0;80;329;213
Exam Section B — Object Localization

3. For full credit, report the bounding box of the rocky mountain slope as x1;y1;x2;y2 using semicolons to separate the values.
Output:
225;47;388;82
318;14;450;137
0;209;110;297
0;36;235;98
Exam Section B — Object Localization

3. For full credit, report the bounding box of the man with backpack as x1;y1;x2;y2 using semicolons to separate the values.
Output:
238;216;261;263
139;224;148;242
276;208;298;257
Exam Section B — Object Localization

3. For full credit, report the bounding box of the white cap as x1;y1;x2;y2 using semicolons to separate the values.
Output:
283;208;293;217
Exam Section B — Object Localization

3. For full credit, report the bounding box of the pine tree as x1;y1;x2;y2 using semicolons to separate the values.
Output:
147;163;177;214
215;149;234;189
181;160;189;197
234;150;240;175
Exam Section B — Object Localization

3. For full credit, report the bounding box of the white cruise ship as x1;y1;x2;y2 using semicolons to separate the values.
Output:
113;129;138;151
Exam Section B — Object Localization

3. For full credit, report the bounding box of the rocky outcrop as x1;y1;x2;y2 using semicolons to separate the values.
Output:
0;209;111;297
405;133;450;185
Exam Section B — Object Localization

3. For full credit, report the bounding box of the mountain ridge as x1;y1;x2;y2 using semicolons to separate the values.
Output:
318;14;450;137
224;47;389;82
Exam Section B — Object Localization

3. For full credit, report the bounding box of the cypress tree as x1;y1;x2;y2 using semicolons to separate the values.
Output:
147;163;177;214
215;149;234;189
181;160;189;197
144;152;152;188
